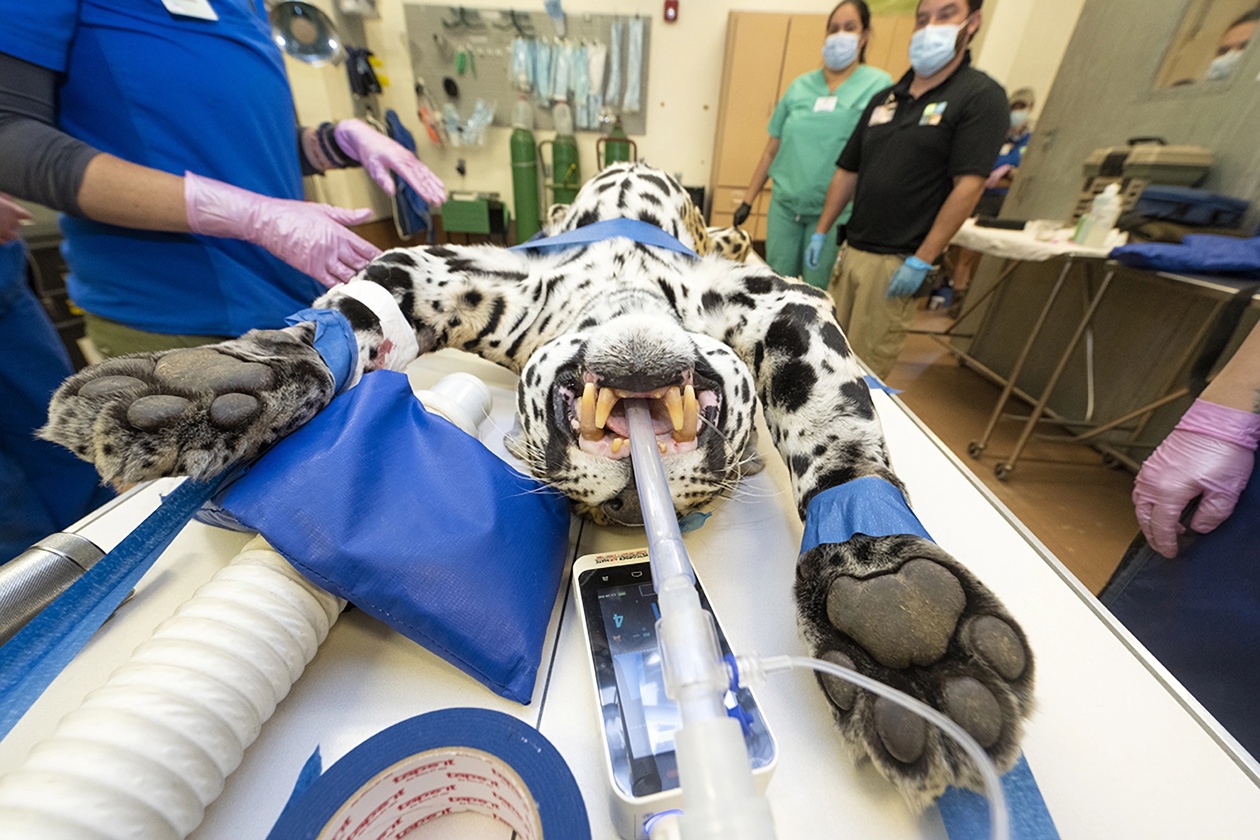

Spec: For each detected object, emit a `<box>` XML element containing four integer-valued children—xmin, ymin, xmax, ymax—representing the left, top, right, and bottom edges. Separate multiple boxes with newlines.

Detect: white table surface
<box><xmin>2</xmin><ymin>348</ymin><xmax>1258</xmax><ymax>839</ymax></box>
<box><xmin>951</xmin><ymin>218</ymin><xmax>1113</xmax><ymax>262</ymax></box>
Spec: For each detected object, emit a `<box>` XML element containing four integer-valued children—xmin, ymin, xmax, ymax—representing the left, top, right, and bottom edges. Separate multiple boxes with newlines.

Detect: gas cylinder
<box><xmin>547</xmin><ymin>102</ymin><xmax>581</xmax><ymax>205</ymax></box>
<box><xmin>510</xmin><ymin>98</ymin><xmax>541</xmax><ymax>242</ymax></box>
<box><xmin>598</xmin><ymin>116</ymin><xmax>636</xmax><ymax>167</ymax></box>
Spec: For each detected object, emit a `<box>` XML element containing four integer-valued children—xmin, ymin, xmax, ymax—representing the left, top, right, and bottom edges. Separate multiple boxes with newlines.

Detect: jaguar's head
<box><xmin>505</xmin><ymin>313</ymin><xmax>763</xmax><ymax>526</ymax></box>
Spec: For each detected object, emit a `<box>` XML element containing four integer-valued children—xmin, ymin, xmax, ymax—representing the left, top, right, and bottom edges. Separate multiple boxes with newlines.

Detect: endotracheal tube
<box><xmin>623</xmin><ymin>398</ymin><xmax>1008</xmax><ymax>840</ymax></box>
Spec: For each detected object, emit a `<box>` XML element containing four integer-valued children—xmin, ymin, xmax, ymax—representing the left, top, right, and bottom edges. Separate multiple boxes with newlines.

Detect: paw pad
<box><xmin>79</xmin><ymin>375</ymin><xmax>149</xmax><ymax>399</ymax></box>
<box><xmin>154</xmin><ymin>349</ymin><xmax>274</xmax><ymax>392</ymax></box>
<box><xmin>818</xmin><ymin>650</ymin><xmax>858</xmax><ymax>710</ymax></box>
<box><xmin>209</xmin><ymin>393</ymin><xmax>261</xmax><ymax>429</ymax></box>
<box><xmin>826</xmin><ymin>558</ymin><xmax>965</xmax><ymax>669</ymax></box>
<box><xmin>941</xmin><ymin>676</ymin><xmax>1002</xmax><ymax>747</ymax></box>
<box><xmin>967</xmin><ymin>616</ymin><xmax>1026</xmax><ymax>680</ymax></box>
<box><xmin>126</xmin><ymin>395</ymin><xmax>191</xmax><ymax>430</ymax></box>
<box><xmin>873</xmin><ymin>696</ymin><xmax>928</xmax><ymax>763</ymax></box>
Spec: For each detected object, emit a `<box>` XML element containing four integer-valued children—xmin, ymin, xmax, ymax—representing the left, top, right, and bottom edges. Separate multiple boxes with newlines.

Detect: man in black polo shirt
<box><xmin>805</xmin><ymin>0</ymin><xmax>1007</xmax><ymax>379</ymax></box>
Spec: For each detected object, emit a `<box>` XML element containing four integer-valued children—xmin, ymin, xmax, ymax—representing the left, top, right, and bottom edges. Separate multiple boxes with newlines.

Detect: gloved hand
<box><xmin>888</xmin><ymin>255</ymin><xmax>932</xmax><ymax>297</ymax></box>
<box><xmin>0</xmin><ymin>192</ymin><xmax>32</xmax><ymax>243</ymax></box>
<box><xmin>333</xmin><ymin>118</ymin><xmax>446</xmax><ymax>206</ymax></box>
<box><xmin>1133</xmin><ymin>398</ymin><xmax>1260</xmax><ymax>558</ymax></box>
<box><xmin>985</xmin><ymin>163</ymin><xmax>1013</xmax><ymax>190</ymax></box>
<box><xmin>732</xmin><ymin>201</ymin><xmax>752</xmax><ymax>227</ymax></box>
<box><xmin>804</xmin><ymin>232</ymin><xmax>826</xmax><ymax>270</ymax></box>
<box><xmin>185</xmin><ymin>172</ymin><xmax>381</xmax><ymax>288</ymax></box>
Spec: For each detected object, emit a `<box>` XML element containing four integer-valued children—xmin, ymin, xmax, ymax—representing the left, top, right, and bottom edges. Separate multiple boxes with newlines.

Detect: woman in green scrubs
<box><xmin>734</xmin><ymin>1</ymin><xmax>892</xmax><ymax>288</ymax></box>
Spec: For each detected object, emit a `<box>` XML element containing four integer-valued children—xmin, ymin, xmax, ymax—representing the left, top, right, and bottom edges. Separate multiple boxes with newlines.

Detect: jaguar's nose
<box><xmin>600</xmin><ymin>482</ymin><xmax>644</xmax><ymax>526</ymax></box>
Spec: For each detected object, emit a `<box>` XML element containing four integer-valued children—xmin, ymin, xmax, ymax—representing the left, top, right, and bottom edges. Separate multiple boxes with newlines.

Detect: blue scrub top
<box><xmin>985</xmin><ymin>127</ymin><xmax>1032</xmax><ymax>199</ymax></box>
<box><xmin>0</xmin><ymin>0</ymin><xmax>326</xmax><ymax>336</ymax></box>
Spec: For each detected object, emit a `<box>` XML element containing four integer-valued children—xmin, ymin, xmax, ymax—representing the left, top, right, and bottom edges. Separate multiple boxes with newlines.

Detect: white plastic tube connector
<box><xmin>624</xmin><ymin>399</ymin><xmax>776</xmax><ymax>840</ymax></box>
<box><xmin>0</xmin><ymin>537</ymin><xmax>345</xmax><ymax>840</ymax></box>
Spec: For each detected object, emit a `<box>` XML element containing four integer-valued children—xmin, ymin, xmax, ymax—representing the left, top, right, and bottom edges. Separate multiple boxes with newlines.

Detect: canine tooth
<box><xmin>663</xmin><ymin>386</ymin><xmax>684</xmax><ymax>430</ymax></box>
<box><xmin>658</xmin><ymin>440</ymin><xmax>667</xmax><ymax>454</ymax></box>
<box><xmin>595</xmin><ymin>387</ymin><xmax>619</xmax><ymax>428</ymax></box>
<box><xmin>579</xmin><ymin>382</ymin><xmax>602</xmax><ymax>440</ymax></box>
<box><xmin>612</xmin><ymin>437</ymin><xmax>624</xmax><ymax>454</ymax></box>
<box><xmin>674</xmin><ymin>384</ymin><xmax>699</xmax><ymax>443</ymax></box>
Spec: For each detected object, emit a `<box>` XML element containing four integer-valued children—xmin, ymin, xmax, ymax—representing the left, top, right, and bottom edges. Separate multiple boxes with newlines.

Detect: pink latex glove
<box><xmin>0</xmin><ymin>192</ymin><xmax>32</xmax><ymax>243</ymax></box>
<box><xmin>984</xmin><ymin>164</ymin><xmax>1013</xmax><ymax>190</ymax></box>
<box><xmin>185</xmin><ymin>172</ymin><xmax>380</xmax><ymax>287</ymax></box>
<box><xmin>333</xmin><ymin>118</ymin><xmax>446</xmax><ymax>206</ymax></box>
<box><xmin>1133</xmin><ymin>399</ymin><xmax>1260</xmax><ymax>558</ymax></box>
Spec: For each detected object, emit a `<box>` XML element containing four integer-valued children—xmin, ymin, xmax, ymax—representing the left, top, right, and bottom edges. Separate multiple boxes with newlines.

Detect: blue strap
<box><xmin>800</xmin><ymin>476</ymin><xmax>930</xmax><ymax>553</ymax></box>
<box><xmin>0</xmin><ymin>475</ymin><xmax>227</xmax><ymax>739</ymax></box>
<box><xmin>863</xmin><ymin>373</ymin><xmax>902</xmax><ymax>395</ymax></box>
<box><xmin>508</xmin><ymin>218</ymin><xmax>700</xmax><ymax>259</ymax></box>
<box><xmin>800</xmin><ymin>477</ymin><xmax>1059</xmax><ymax>838</ymax></box>
<box><xmin>285</xmin><ymin>308</ymin><xmax>357</xmax><ymax>395</ymax></box>
<box><xmin>939</xmin><ymin>754</ymin><xmax>1059</xmax><ymax>840</ymax></box>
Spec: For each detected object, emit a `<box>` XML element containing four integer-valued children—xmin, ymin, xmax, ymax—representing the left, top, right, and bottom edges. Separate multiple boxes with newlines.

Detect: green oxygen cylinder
<box><xmin>601</xmin><ymin>116</ymin><xmax>635</xmax><ymax>167</ymax></box>
<box><xmin>510</xmin><ymin>98</ymin><xmax>541</xmax><ymax>242</ymax></box>
<box><xmin>550</xmin><ymin>102</ymin><xmax>581</xmax><ymax>205</ymax></box>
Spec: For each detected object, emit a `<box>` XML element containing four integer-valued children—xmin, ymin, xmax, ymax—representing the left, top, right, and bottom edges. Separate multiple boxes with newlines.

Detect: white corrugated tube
<box><xmin>0</xmin><ymin>536</ymin><xmax>345</xmax><ymax>840</ymax></box>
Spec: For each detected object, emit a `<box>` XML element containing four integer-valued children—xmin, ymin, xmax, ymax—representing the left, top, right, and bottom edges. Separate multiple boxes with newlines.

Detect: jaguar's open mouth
<box><xmin>564</xmin><ymin>372</ymin><xmax>719</xmax><ymax>460</ymax></box>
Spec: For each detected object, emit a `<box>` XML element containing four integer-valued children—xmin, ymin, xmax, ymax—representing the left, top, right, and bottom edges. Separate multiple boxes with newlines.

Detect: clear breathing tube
<box><xmin>623</xmin><ymin>399</ymin><xmax>1008</xmax><ymax>840</ymax></box>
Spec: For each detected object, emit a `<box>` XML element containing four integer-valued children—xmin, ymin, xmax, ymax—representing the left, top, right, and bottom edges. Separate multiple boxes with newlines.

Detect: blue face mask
<box><xmin>909</xmin><ymin>19</ymin><xmax>967</xmax><ymax>77</ymax></box>
<box><xmin>1206</xmin><ymin>49</ymin><xmax>1243</xmax><ymax>81</ymax></box>
<box><xmin>823</xmin><ymin>32</ymin><xmax>860</xmax><ymax>72</ymax></box>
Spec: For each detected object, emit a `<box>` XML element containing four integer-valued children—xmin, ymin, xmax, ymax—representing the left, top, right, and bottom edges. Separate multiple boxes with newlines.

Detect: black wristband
<box><xmin>317</xmin><ymin>122</ymin><xmax>357</xmax><ymax>169</ymax></box>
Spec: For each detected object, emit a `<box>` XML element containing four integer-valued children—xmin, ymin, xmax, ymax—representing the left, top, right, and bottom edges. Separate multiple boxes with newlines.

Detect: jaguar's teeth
<box><xmin>579</xmin><ymin>382</ymin><xmax>602</xmax><ymax>440</ymax></box>
<box><xmin>674</xmin><ymin>384</ymin><xmax>699</xmax><ymax>443</ymax></box>
<box><xmin>595</xmin><ymin>387</ymin><xmax>619</xmax><ymax>429</ymax></box>
<box><xmin>663</xmin><ymin>386</ymin><xmax>684</xmax><ymax>431</ymax></box>
<box><xmin>658</xmin><ymin>439</ymin><xmax>667</xmax><ymax>454</ymax></box>
<box><xmin>611</xmin><ymin>437</ymin><xmax>625</xmax><ymax>454</ymax></box>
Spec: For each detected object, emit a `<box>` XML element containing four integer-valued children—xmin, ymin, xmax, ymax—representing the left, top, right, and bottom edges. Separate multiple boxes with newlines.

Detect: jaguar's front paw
<box><xmin>41</xmin><ymin>330</ymin><xmax>335</xmax><ymax>487</ymax></box>
<box><xmin>795</xmin><ymin>534</ymin><xmax>1034</xmax><ymax>808</ymax></box>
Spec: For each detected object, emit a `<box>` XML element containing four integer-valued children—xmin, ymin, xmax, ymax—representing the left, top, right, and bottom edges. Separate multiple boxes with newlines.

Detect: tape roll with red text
<box><xmin>268</xmin><ymin>708</ymin><xmax>589</xmax><ymax>840</ymax></box>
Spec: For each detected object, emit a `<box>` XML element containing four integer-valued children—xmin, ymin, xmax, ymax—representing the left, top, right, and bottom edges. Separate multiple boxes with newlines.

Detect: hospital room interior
<box><xmin>2</xmin><ymin>1</ymin><xmax>1259</xmax><ymax>838</ymax></box>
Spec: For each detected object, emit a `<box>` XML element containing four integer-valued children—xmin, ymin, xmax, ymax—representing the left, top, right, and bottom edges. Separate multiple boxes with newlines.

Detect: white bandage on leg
<box><xmin>335</xmin><ymin>280</ymin><xmax>421</xmax><ymax>380</ymax></box>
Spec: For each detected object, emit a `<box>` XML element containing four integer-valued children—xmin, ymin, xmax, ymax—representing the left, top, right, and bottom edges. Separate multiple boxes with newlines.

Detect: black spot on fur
<box><xmin>426</xmin><ymin>246</ymin><xmax>457</xmax><ymax>259</ymax></box>
<box><xmin>701</xmin><ymin>290</ymin><xmax>723</xmax><ymax>312</ymax></box>
<box><xmin>575</xmin><ymin>209</ymin><xmax>600</xmax><ymax>229</ymax></box>
<box><xmin>462</xmin><ymin>289</ymin><xmax>483</xmax><ymax>308</ymax></box>
<box><xmin>744</xmin><ymin>274</ymin><xmax>776</xmax><ymax>295</ymax></box>
<box><xmin>336</xmin><ymin>297</ymin><xmax>379</xmax><ymax>332</ymax></box>
<box><xmin>765</xmin><ymin>309</ymin><xmax>813</xmax><ymax>358</ymax></box>
<box><xmin>770</xmin><ymin>359</ymin><xmax>816</xmax><ymax>412</ymax></box>
<box><xmin>375</xmin><ymin>251</ymin><xmax>419</xmax><ymax>268</ymax></box>
<box><xmin>789</xmin><ymin>452</ymin><xmax>811</xmax><ymax>477</ymax></box>
<box><xmin>840</xmin><ymin>380</ymin><xmax>875</xmax><ymax>420</ymax></box>
<box><xmin>820</xmin><ymin>322</ymin><xmax>851</xmax><ymax>357</ymax></box>
<box><xmin>658</xmin><ymin>280</ymin><xmax>678</xmax><ymax>309</ymax></box>
<box><xmin>639</xmin><ymin>172</ymin><xmax>674</xmax><ymax>195</ymax></box>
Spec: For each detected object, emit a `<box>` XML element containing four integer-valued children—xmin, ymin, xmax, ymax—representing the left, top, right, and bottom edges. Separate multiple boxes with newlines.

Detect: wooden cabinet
<box><xmin>708</xmin><ymin>11</ymin><xmax>911</xmax><ymax>239</ymax></box>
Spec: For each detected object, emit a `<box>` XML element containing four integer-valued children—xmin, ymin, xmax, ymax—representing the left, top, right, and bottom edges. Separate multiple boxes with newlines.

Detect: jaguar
<box><xmin>42</xmin><ymin>162</ymin><xmax>1033</xmax><ymax>807</ymax></box>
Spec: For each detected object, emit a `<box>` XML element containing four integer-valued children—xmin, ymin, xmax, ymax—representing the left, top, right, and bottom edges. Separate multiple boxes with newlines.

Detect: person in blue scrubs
<box><xmin>1102</xmin><ymin>320</ymin><xmax>1260</xmax><ymax>757</ymax></box>
<box><xmin>0</xmin><ymin>194</ymin><xmax>113</xmax><ymax>562</ymax></box>
<box><xmin>733</xmin><ymin>1</ymin><xmax>892</xmax><ymax>289</ymax></box>
<box><xmin>0</xmin><ymin>0</ymin><xmax>443</xmax><ymax>357</ymax></box>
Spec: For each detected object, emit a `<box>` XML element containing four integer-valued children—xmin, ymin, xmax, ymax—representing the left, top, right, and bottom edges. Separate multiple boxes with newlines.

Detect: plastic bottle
<box><xmin>1075</xmin><ymin>184</ymin><xmax>1122</xmax><ymax>248</ymax></box>
<box><xmin>412</xmin><ymin>372</ymin><xmax>493</xmax><ymax>437</ymax></box>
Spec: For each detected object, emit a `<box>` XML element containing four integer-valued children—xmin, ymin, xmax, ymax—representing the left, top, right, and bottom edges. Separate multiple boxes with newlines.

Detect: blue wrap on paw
<box><xmin>285</xmin><ymin>308</ymin><xmax>358</xmax><ymax>394</ymax></box>
<box><xmin>800</xmin><ymin>476</ymin><xmax>930</xmax><ymax>553</ymax></box>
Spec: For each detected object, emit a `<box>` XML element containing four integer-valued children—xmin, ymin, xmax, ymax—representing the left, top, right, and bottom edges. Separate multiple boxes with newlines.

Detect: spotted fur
<box><xmin>43</xmin><ymin>163</ymin><xmax>1032</xmax><ymax>807</ymax></box>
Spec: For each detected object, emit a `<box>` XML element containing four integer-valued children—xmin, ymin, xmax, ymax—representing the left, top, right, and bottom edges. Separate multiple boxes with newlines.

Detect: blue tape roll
<box><xmin>268</xmin><ymin>708</ymin><xmax>589</xmax><ymax>840</ymax></box>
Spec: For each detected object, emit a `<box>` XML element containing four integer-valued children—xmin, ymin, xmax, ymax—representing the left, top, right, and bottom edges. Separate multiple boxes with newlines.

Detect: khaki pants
<box><xmin>84</xmin><ymin>312</ymin><xmax>230</xmax><ymax>359</ymax></box>
<box><xmin>827</xmin><ymin>245</ymin><xmax>917</xmax><ymax>380</ymax></box>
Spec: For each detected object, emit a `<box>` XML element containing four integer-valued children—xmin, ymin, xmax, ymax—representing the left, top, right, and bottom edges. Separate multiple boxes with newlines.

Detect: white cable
<box><xmin>736</xmin><ymin>654</ymin><xmax>1009</xmax><ymax>840</ymax></box>
<box><xmin>0</xmin><ymin>537</ymin><xmax>345</xmax><ymax>840</ymax></box>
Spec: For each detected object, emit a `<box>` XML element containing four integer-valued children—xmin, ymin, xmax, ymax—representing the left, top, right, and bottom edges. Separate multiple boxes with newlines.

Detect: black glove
<box><xmin>732</xmin><ymin>202</ymin><xmax>752</xmax><ymax>227</ymax></box>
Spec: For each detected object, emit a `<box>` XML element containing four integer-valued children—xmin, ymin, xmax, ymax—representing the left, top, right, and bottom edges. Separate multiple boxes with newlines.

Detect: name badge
<box><xmin>814</xmin><ymin>96</ymin><xmax>838</xmax><ymax>113</ymax></box>
<box><xmin>919</xmin><ymin>101</ymin><xmax>947</xmax><ymax>126</ymax></box>
<box><xmin>162</xmin><ymin>0</ymin><xmax>219</xmax><ymax>21</ymax></box>
<box><xmin>868</xmin><ymin>104</ymin><xmax>895</xmax><ymax>126</ymax></box>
